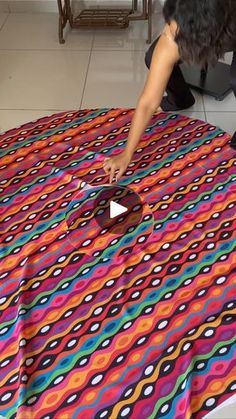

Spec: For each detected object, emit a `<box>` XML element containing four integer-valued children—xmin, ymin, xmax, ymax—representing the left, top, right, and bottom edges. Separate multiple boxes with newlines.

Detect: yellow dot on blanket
<box><xmin>111</xmin><ymin>373</ymin><xmax>120</xmax><ymax>382</ymax></box>
<box><xmin>132</xmin><ymin>353</ymin><xmax>141</xmax><ymax>362</ymax></box>
<box><xmin>86</xmin><ymin>391</ymin><xmax>96</xmax><ymax>402</ymax></box>
<box><xmin>213</xmin><ymin>289</ymin><xmax>221</xmax><ymax>296</ymax></box>
<box><xmin>154</xmin><ymin>335</ymin><xmax>163</xmax><ymax>344</ymax></box>
<box><xmin>210</xmin><ymin>381</ymin><xmax>223</xmax><ymax>391</ymax></box>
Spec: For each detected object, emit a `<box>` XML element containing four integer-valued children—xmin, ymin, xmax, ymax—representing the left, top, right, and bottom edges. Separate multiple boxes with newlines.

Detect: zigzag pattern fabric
<box><xmin>0</xmin><ymin>109</ymin><xmax>236</xmax><ymax>419</ymax></box>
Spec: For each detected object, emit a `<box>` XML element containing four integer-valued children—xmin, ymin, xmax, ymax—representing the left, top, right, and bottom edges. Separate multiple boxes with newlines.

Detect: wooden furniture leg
<box><xmin>129</xmin><ymin>0</ymin><xmax>153</xmax><ymax>43</ymax></box>
<box><xmin>57</xmin><ymin>0</ymin><xmax>68</xmax><ymax>44</ymax></box>
<box><xmin>133</xmin><ymin>0</ymin><xmax>138</xmax><ymax>11</ymax></box>
<box><xmin>65</xmin><ymin>0</ymin><xmax>74</xmax><ymax>27</ymax></box>
<box><xmin>147</xmin><ymin>0</ymin><xmax>152</xmax><ymax>43</ymax></box>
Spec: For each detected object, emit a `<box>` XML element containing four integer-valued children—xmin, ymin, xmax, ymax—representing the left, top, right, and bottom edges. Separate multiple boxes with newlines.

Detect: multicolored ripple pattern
<box><xmin>0</xmin><ymin>109</ymin><xmax>236</xmax><ymax>419</ymax></box>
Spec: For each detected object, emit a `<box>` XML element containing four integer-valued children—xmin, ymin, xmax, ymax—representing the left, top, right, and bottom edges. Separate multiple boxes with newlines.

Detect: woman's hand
<box><xmin>103</xmin><ymin>151</ymin><xmax>132</xmax><ymax>183</ymax></box>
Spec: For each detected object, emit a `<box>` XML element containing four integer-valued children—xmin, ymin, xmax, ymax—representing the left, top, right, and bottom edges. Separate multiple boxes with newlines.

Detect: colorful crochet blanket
<box><xmin>0</xmin><ymin>109</ymin><xmax>235</xmax><ymax>419</ymax></box>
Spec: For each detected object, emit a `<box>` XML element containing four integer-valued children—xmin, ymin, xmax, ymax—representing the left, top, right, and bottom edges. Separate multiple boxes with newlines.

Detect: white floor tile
<box><xmin>204</xmin><ymin>92</ymin><xmax>236</xmax><ymax>112</ymax></box>
<box><xmin>161</xmin><ymin>90</ymin><xmax>204</xmax><ymax>112</ymax></box>
<box><xmin>0</xmin><ymin>109</ymin><xmax>57</xmax><ymax>133</ymax></box>
<box><xmin>93</xmin><ymin>16</ymin><xmax>164</xmax><ymax>51</ymax></box>
<box><xmin>0</xmin><ymin>3</ymin><xmax>9</xmax><ymax>13</ymax></box>
<box><xmin>204</xmin><ymin>396</ymin><xmax>236</xmax><ymax>419</ymax></box>
<box><xmin>186</xmin><ymin>90</ymin><xmax>205</xmax><ymax>111</ymax></box>
<box><xmin>206</xmin><ymin>112</ymin><xmax>236</xmax><ymax>136</ymax></box>
<box><xmin>219</xmin><ymin>52</ymin><xmax>234</xmax><ymax>65</ymax></box>
<box><xmin>8</xmin><ymin>0</ymin><xmax>58</xmax><ymax>13</ymax></box>
<box><xmin>0</xmin><ymin>12</ymin><xmax>8</xmax><ymax>29</ymax></box>
<box><xmin>0</xmin><ymin>50</ymin><xmax>90</xmax><ymax>109</ymax></box>
<box><xmin>81</xmin><ymin>50</ymin><xmax>148</xmax><ymax>108</ymax></box>
<box><xmin>0</xmin><ymin>13</ymin><xmax>94</xmax><ymax>50</ymax></box>
<box><xmin>177</xmin><ymin>111</ymin><xmax>206</xmax><ymax>122</ymax></box>
<box><xmin>82</xmin><ymin>49</ymin><xmax>205</xmax><ymax>110</ymax></box>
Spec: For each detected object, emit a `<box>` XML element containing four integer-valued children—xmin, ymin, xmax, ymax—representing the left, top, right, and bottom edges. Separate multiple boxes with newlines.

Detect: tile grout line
<box><xmin>204</xmin><ymin>110</ymin><xmax>236</xmax><ymax>113</ymax></box>
<box><xmin>79</xmin><ymin>30</ymin><xmax>95</xmax><ymax>110</ymax></box>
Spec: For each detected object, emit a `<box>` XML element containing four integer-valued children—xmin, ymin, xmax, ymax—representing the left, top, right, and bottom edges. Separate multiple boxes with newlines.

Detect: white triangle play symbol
<box><xmin>110</xmin><ymin>200</ymin><xmax>128</xmax><ymax>219</ymax></box>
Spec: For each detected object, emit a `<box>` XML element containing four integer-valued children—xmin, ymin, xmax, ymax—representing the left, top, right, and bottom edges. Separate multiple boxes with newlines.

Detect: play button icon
<box><xmin>110</xmin><ymin>201</ymin><xmax>128</xmax><ymax>219</ymax></box>
<box><xmin>94</xmin><ymin>185</ymin><xmax>145</xmax><ymax>235</ymax></box>
<box><xmin>66</xmin><ymin>183</ymin><xmax>154</xmax><ymax>259</ymax></box>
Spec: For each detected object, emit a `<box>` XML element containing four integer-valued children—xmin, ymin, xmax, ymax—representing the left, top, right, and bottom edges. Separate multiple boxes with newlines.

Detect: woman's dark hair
<box><xmin>163</xmin><ymin>0</ymin><xmax>236</xmax><ymax>66</ymax></box>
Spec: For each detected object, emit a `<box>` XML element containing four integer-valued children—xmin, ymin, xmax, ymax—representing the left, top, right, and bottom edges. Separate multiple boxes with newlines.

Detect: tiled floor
<box><xmin>0</xmin><ymin>12</ymin><xmax>235</xmax><ymax>135</ymax></box>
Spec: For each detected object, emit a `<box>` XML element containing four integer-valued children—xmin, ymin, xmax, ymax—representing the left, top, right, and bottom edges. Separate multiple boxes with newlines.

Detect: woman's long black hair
<box><xmin>163</xmin><ymin>0</ymin><xmax>236</xmax><ymax>66</ymax></box>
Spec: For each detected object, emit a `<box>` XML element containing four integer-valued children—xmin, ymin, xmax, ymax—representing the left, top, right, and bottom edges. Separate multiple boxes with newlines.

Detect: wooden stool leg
<box><xmin>57</xmin><ymin>0</ymin><xmax>67</xmax><ymax>43</ymax></box>
<box><xmin>58</xmin><ymin>16</ymin><xmax>65</xmax><ymax>44</ymax></box>
<box><xmin>133</xmin><ymin>0</ymin><xmax>138</xmax><ymax>11</ymax></box>
<box><xmin>147</xmin><ymin>0</ymin><xmax>152</xmax><ymax>44</ymax></box>
<box><xmin>143</xmin><ymin>0</ymin><xmax>148</xmax><ymax>18</ymax></box>
<box><xmin>65</xmin><ymin>0</ymin><xmax>74</xmax><ymax>28</ymax></box>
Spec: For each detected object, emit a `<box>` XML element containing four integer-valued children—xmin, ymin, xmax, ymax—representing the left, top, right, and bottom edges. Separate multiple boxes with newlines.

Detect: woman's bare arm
<box><xmin>103</xmin><ymin>24</ymin><xmax>180</xmax><ymax>183</ymax></box>
<box><xmin>125</xmin><ymin>26</ymin><xmax>180</xmax><ymax>157</ymax></box>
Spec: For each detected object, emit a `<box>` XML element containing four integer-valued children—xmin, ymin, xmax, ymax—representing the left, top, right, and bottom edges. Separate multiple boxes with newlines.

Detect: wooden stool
<box><xmin>57</xmin><ymin>0</ymin><xmax>153</xmax><ymax>45</ymax></box>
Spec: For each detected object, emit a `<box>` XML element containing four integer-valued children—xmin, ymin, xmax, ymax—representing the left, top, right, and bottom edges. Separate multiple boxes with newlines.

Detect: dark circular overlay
<box><xmin>94</xmin><ymin>185</ymin><xmax>143</xmax><ymax>234</ymax></box>
<box><xmin>66</xmin><ymin>184</ymin><xmax>154</xmax><ymax>259</ymax></box>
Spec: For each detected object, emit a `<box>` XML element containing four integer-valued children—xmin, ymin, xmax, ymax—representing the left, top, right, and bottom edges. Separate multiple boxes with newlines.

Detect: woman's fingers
<box><xmin>103</xmin><ymin>158</ymin><xmax>116</xmax><ymax>183</ymax></box>
<box><xmin>103</xmin><ymin>159</ymin><xmax>111</xmax><ymax>174</ymax></box>
<box><xmin>109</xmin><ymin>165</ymin><xmax>116</xmax><ymax>184</ymax></box>
<box><xmin>116</xmin><ymin>167</ymin><xmax>124</xmax><ymax>182</ymax></box>
<box><xmin>103</xmin><ymin>166</ymin><xmax>109</xmax><ymax>175</ymax></box>
<box><xmin>103</xmin><ymin>156</ymin><xmax>125</xmax><ymax>183</ymax></box>
<box><xmin>103</xmin><ymin>159</ymin><xmax>116</xmax><ymax>183</ymax></box>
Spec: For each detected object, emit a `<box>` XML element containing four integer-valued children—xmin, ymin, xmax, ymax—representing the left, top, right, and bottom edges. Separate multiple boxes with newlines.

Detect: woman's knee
<box><xmin>230</xmin><ymin>52</ymin><xmax>236</xmax><ymax>95</ymax></box>
<box><xmin>231</xmin><ymin>72</ymin><xmax>236</xmax><ymax>95</ymax></box>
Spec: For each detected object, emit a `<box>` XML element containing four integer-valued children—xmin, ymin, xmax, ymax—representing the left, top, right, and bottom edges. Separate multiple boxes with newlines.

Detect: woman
<box><xmin>103</xmin><ymin>0</ymin><xmax>236</xmax><ymax>183</ymax></box>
